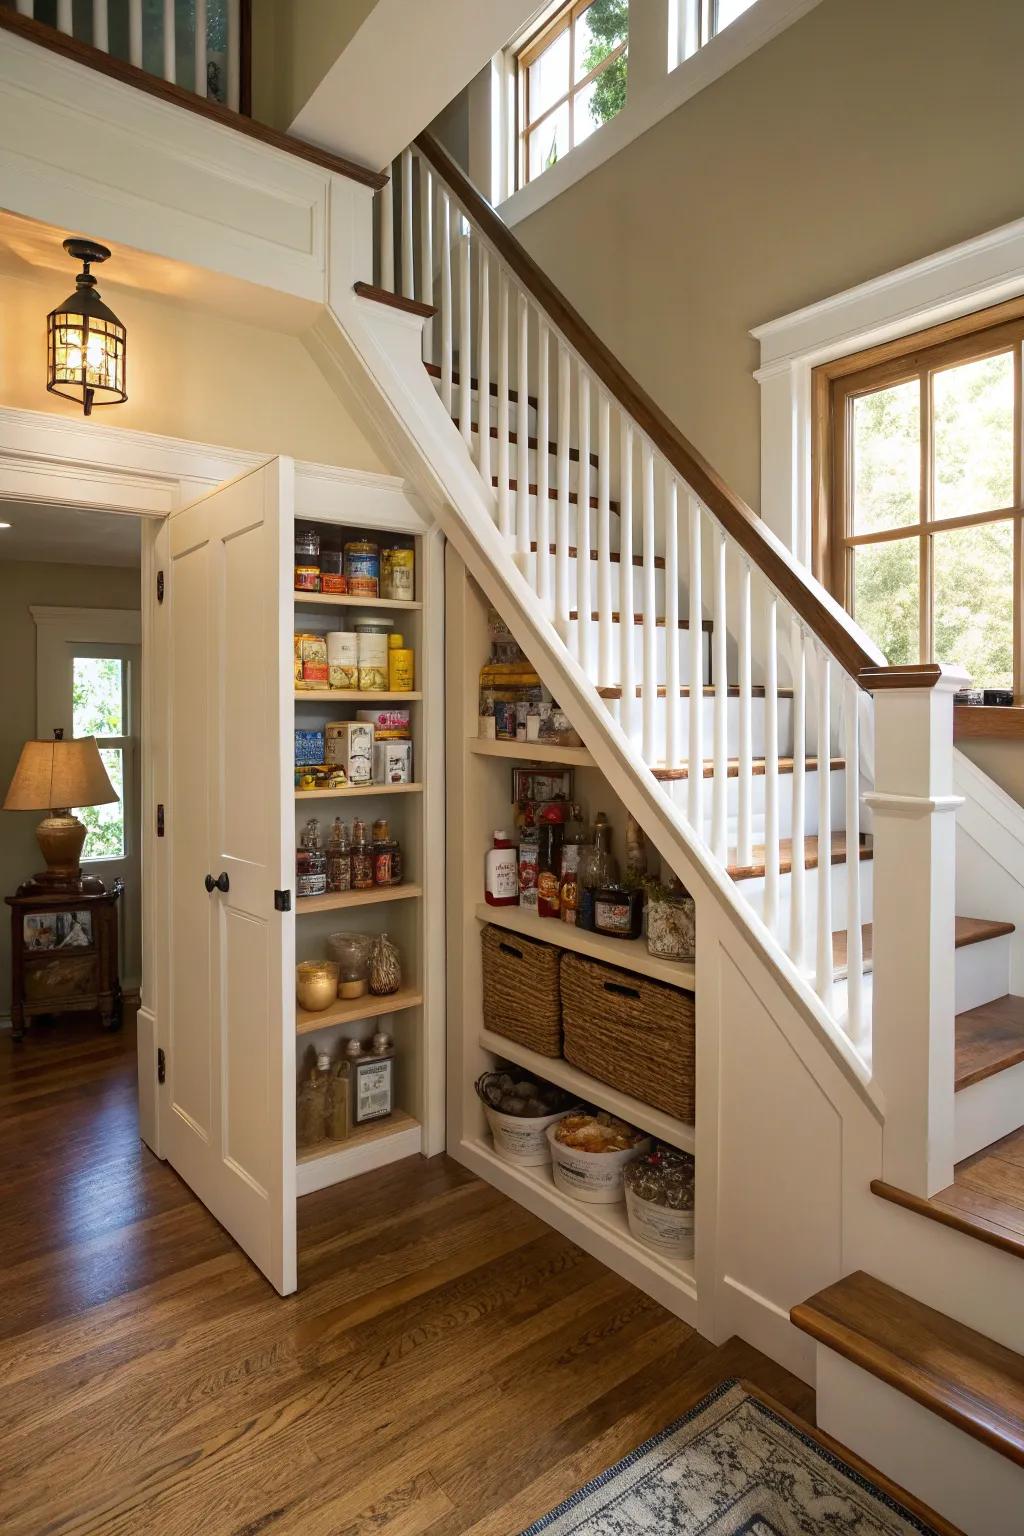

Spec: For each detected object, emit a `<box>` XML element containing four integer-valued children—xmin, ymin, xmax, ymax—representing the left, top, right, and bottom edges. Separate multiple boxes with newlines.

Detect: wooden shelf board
<box><xmin>297</xmin><ymin>988</ymin><xmax>423</xmax><ymax>1036</ymax></box>
<box><xmin>298</xmin><ymin>884</ymin><xmax>422</xmax><ymax>914</ymax></box>
<box><xmin>294</xmin><ymin>593</ymin><xmax>423</xmax><ymax>611</ymax></box>
<box><xmin>294</xmin><ymin>691</ymin><xmax>422</xmax><ymax>704</ymax></box>
<box><xmin>294</xmin><ymin>783</ymin><xmax>423</xmax><ymax>800</ymax></box>
<box><xmin>474</xmin><ymin>904</ymin><xmax>696</xmax><ymax>990</ymax></box>
<box><xmin>462</xmin><ymin>1136</ymin><xmax>696</xmax><ymax>1303</ymax></box>
<box><xmin>468</xmin><ymin>737</ymin><xmax>595</xmax><ymax>768</ymax></box>
<box><xmin>297</xmin><ymin>1108</ymin><xmax>420</xmax><ymax>1164</ymax></box>
<box><xmin>478</xmin><ymin>1029</ymin><xmax>695</xmax><ymax>1153</ymax></box>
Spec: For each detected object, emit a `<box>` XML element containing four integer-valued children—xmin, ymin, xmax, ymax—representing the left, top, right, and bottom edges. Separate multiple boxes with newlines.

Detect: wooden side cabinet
<box><xmin>5</xmin><ymin>883</ymin><xmax>123</xmax><ymax>1041</ymax></box>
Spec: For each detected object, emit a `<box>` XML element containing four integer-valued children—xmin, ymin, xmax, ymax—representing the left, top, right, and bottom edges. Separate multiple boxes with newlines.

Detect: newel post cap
<box><xmin>857</xmin><ymin>662</ymin><xmax>971</xmax><ymax>696</ymax></box>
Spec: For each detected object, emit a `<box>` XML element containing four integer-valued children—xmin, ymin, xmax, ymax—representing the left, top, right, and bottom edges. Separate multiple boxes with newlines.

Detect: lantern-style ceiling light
<box><xmin>47</xmin><ymin>238</ymin><xmax>126</xmax><ymax>417</ymax></box>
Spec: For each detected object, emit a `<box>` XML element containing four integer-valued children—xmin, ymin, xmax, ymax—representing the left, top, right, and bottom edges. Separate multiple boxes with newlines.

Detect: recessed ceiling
<box><xmin>0</xmin><ymin>502</ymin><xmax>141</xmax><ymax>568</ymax></box>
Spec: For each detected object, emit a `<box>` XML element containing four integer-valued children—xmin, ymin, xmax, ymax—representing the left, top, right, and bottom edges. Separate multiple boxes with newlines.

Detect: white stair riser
<box><xmin>660</xmin><ymin>766</ymin><xmax>847</xmax><ymax>844</ymax></box>
<box><xmin>955</xmin><ymin>933</ymin><xmax>1011</xmax><ymax>1014</ymax></box>
<box><xmin>954</xmin><ymin>1056</ymin><xmax>1024</xmax><ymax>1161</ymax></box>
<box><xmin>567</xmin><ymin>618</ymin><xmax>711</xmax><ymax>689</ymax></box>
<box><xmin>739</xmin><ymin>858</ymin><xmax>874</xmax><ymax>969</ymax></box>
<box><xmin>499</xmin><ymin>495</ymin><xmax>622</xmax><ymax>556</ymax></box>
<box><xmin>606</xmin><ymin>696</ymin><xmax>797</xmax><ymax>763</ymax></box>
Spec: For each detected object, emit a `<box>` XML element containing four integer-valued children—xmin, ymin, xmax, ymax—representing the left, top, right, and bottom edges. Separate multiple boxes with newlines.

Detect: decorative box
<box><xmin>325</xmin><ymin>720</ymin><xmax>374</xmax><ymax>785</ymax></box>
<box><xmin>373</xmin><ymin>740</ymin><xmax>413</xmax><ymax>784</ymax></box>
<box><xmin>356</xmin><ymin>707</ymin><xmax>411</xmax><ymax>739</ymax></box>
<box><xmin>294</xmin><ymin>729</ymin><xmax>325</xmax><ymax>767</ymax></box>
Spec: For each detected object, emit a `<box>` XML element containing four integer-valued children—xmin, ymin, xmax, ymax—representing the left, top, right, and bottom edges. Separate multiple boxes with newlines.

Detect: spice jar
<box><xmin>296</xmin><ymin>819</ymin><xmax>327</xmax><ymax>899</ymax></box>
<box><xmin>294</xmin><ymin>526</ymin><xmax>320</xmax><ymax>592</ymax></box>
<box><xmin>344</xmin><ymin>539</ymin><xmax>380</xmax><ymax>597</ymax></box>
<box><xmin>350</xmin><ymin>819</ymin><xmax>375</xmax><ymax>890</ymax></box>
<box><xmin>371</xmin><ymin>818</ymin><xmax>402</xmax><ymax>886</ymax></box>
<box><xmin>295</xmin><ymin>960</ymin><xmax>339</xmax><ymax>1012</ymax></box>
<box><xmin>354</xmin><ymin>617</ymin><xmax>393</xmax><ymax>692</ymax></box>
<box><xmin>327</xmin><ymin>931</ymin><xmax>373</xmax><ymax>998</ymax></box>
<box><xmin>326</xmin><ymin>818</ymin><xmax>351</xmax><ymax>894</ymax></box>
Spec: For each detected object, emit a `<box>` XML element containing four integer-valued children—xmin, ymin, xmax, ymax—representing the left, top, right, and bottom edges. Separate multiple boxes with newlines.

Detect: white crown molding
<box><xmin>30</xmin><ymin>604</ymin><xmax>142</xmax><ymax>643</ymax></box>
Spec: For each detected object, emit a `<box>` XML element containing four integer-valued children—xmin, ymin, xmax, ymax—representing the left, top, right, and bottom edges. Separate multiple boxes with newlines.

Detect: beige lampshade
<box><xmin>3</xmin><ymin>737</ymin><xmax>118</xmax><ymax>811</ymax></box>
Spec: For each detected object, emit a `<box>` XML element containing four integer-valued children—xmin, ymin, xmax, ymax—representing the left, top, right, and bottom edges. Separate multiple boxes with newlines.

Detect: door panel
<box><xmin>165</xmin><ymin>458</ymin><xmax>295</xmax><ymax>1295</ymax></box>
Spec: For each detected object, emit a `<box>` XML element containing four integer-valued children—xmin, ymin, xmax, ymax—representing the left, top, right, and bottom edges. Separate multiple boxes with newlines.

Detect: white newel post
<box><xmin>863</xmin><ymin>663</ymin><xmax>968</xmax><ymax>1198</ymax></box>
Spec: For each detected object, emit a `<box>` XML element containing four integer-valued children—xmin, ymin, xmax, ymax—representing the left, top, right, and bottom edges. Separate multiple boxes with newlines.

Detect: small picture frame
<box><xmin>510</xmin><ymin>767</ymin><xmax>574</xmax><ymax>808</ymax></box>
<box><xmin>23</xmin><ymin>909</ymin><xmax>93</xmax><ymax>952</ymax></box>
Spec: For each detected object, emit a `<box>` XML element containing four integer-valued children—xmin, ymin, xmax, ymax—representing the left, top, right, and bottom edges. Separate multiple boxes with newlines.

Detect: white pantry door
<box><xmin>165</xmin><ymin>458</ymin><xmax>296</xmax><ymax>1295</ymax></box>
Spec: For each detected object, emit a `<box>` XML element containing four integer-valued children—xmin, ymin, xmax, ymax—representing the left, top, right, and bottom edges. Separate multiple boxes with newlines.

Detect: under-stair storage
<box><xmin>290</xmin><ymin>500</ymin><xmax>444</xmax><ymax>1196</ymax></box>
<box><xmin>446</xmin><ymin>553</ymin><xmax>699</xmax><ymax>1323</ymax></box>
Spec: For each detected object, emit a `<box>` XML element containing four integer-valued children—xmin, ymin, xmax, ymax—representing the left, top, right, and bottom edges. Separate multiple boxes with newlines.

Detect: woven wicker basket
<box><xmin>560</xmin><ymin>952</ymin><xmax>695</xmax><ymax>1121</ymax></box>
<box><xmin>481</xmin><ymin>923</ymin><xmax>562</xmax><ymax>1057</ymax></box>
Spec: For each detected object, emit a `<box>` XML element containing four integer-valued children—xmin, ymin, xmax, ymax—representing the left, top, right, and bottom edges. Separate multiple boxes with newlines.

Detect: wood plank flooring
<box><xmin>0</xmin><ymin>1014</ymin><xmax>813</xmax><ymax>1536</ymax></box>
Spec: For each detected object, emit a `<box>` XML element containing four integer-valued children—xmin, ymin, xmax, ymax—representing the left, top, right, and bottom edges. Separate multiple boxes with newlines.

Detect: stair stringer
<box><xmin>307</xmin><ymin>263</ymin><xmax>909</xmax><ymax>1383</ymax></box>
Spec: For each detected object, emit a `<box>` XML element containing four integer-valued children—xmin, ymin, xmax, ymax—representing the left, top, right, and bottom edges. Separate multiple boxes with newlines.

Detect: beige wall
<box><xmin>251</xmin><ymin>0</ymin><xmax>379</xmax><ymax>132</ymax></box>
<box><xmin>0</xmin><ymin>561</ymin><xmax>141</xmax><ymax>1014</ymax></box>
<box><xmin>0</xmin><ymin>270</ymin><xmax>386</xmax><ymax>474</ymax></box>
<box><xmin>506</xmin><ymin>0</ymin><xmax>1024</xmax><ymax>515</ymax></box>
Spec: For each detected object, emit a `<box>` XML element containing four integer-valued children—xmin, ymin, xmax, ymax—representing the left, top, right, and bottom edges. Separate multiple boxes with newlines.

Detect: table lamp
<box><xmin>3</xmin><ymin>731</ymin><xmax>119</xmax><ymax>896</ymax></box>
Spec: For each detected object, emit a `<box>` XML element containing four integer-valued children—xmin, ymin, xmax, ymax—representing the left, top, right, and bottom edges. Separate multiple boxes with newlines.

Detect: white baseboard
<box><xmin>296</xmin><ymin>1124</ymin><xmax>423</xmax><ymax>1196</ymax></box>
<box><xmin>718</xmin><ymin>1273</ymin><xmax>815</xmax><ymax>1385</ymax></box>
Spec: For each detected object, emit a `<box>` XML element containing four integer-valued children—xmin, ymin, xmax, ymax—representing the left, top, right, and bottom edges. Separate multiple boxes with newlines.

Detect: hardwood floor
<box><xmin>0</xmin><ymin>1015</ymin><xmax>814</xmax><ymax>1535</ymax></box>
<box><xmin>873</xmin><ymin>1126</ymin><xmax>1024</xmax><ymax>1260</ymax></box>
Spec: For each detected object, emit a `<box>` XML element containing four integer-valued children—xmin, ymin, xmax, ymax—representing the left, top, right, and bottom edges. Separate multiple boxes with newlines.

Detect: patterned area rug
<box><xmin>519</xmin><ymin>1381</ymin><xmax>945</xmax><ymax>1535</ymax></box>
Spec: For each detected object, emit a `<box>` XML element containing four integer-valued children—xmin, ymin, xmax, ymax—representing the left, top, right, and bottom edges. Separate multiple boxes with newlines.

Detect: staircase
<box><xmin>352</xmin><ymin>135</ymin><xmax>1024</xmax><ymax>1531</ymax></box>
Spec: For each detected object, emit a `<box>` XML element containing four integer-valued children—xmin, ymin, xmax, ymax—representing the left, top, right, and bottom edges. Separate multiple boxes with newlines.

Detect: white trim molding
<box><xmin>753</xmin><ymin>214</ymin><xmax>1024</xmax><ymax>561</ymax></box>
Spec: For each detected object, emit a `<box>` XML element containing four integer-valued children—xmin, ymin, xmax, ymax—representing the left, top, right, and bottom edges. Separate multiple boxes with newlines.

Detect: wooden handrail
<box><xmin>415</xmin><ymin>131</ymin><xmax>880</xmax><ymax>683</ymax></box>
<box><xmin>0</xmin><ymin>8</ymin><xmax>387</xmax><ymax>190</ymax></box>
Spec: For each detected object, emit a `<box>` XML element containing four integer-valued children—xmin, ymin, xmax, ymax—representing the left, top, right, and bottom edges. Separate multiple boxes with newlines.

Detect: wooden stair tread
<box><xmin>728</xmin><ymin>833</ymin><xmax>871</xmax><ymax>883</ymax></box>
<box><xmin>570</xmin><ymin>610</ymin><xmax>712</xmax><ymax>631</ymax></box>
<box><xmin>425</xmin><ymin>360</ymin><xmax>538</xmax><ymax>410</ymax></box>
<box><xmin>599</xmin><ymin>683</ymin><xmax>796</xmax><ymax>700</ymax></box>
<box><xmin>470</xmin><ymin>421</ymin><xmax>601</xmax><ymax>471</ymax></box>
<box><xmin>791</xmin><ymin>1269</ymin><xmax>1024</xmax><ymax>1468</ymax></box>
<box><xmin>495</xmin><ymin>477</ymin><xmax>620</xmax><ymax>514</ymax></box>
<box><xmin>955</xmin><ymin>995</ymin><xmax>1024</xmax><ymax>1090</ymax></box>
<box><xmin>873</xmin><ymin>1125</ymin><xmax>1024</xmax><ymax>1262</ymax></box>
<box><xmin>653</xmin><ymin>756</ymin><xmax>843</xmax><ymax>783</ymax></box>
<box><xmin>833</xmin><ymin>916</ymin><xmax>1016</xmax><ymax>972</ymax></box>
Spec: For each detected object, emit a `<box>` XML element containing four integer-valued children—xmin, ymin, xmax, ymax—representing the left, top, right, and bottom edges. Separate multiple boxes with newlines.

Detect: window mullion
<box><xmin>919</xmin><ymin>372</ymin><xmax>932</xmax><ymax>665</ymax></box>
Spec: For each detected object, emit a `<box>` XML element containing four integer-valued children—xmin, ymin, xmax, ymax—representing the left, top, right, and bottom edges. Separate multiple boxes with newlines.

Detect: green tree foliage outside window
<box><xmin>582</xmin><ymin>0</ymin><xmax>629</xmax><ymax>128</ymax></box>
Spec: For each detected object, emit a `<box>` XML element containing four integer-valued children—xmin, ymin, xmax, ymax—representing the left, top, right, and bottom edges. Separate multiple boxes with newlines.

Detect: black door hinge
<box><xmin>156</xmin><ymin>570</ymin><xmax>165</xmax><ymax>603</ymax></box>
<box><xmin>157</xmin><ymin>1048</ymin><xmax>166</xmax><ymax>1085</ymax></box>
<box><xmin>156</xmin><ymin>803</ymin><xmax>165</xmax><ymax>837</ymax></box>
<box><xmin>274</xmin><ymin>889</ymin><xmax>292</xmax><ymax>912</ymax></box>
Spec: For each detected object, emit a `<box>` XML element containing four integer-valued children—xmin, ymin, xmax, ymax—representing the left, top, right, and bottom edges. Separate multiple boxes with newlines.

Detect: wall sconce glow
<box><xmin>47</xmin><ymin>239</ymin><xmax>127</xmax><ymax>417</ymax></box>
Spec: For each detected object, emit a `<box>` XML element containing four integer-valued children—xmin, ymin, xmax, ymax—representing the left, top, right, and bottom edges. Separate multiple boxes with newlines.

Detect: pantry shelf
<box><xmin>294</xmin><ymin>691</ymin><xmax>423</xmax><ymax>704</ymax></box>
<box><xmin>298</xmin><ymin>883</ymin><xmax>423</xmax><ymax>914</ymax></box>
<box><xmin>297</xmin><ymin>988</ymin><xmax>423</xmax><ymax>1036</ymax></box>
<box><xmin>294</xmin><ymin>593</ymin><xmax>423</xmax><ymax>612</ymax></box>
<box><xmin>473</xmin><ymin>904</ymin><xmax>696</xmax><ymax>990</ymax></box>
<box><xmin>478</xmin><ymin>1029</ymin><xmax>695</xmax><ymax>1154</ymax></box>
<box><xmin>294</xmin><ymin>783</ymin><xmax>423</xmax><ymax>800</ymax></box>
<box><xmin>460</xmin><ymin>1137</ymin><xmax>697</xmax><ymax>1321</ymax></box>
<box><xmin>468</xmin><ymin>738</ymin><xmax>595</xmax><ymax>768</ymax></box>
<box><xmin>296</xmin><ymin>1110</ymin><xmax>422</xmax><ymax>1196</ymax></box>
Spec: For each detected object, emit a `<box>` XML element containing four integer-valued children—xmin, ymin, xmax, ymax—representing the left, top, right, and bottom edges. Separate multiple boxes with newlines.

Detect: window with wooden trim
<box><xmin>517</xmin><ymin>0</ymin><xmax>629</xmax><ymax>187</ymax></box>
<box><xmin>813</xmin><ymin>302</ymin><xmax>1024</xmax><ymax>694</ymax></box>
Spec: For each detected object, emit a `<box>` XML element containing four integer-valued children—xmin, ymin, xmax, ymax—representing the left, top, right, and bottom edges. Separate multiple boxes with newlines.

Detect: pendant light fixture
<box><xmin>46</xmin><ymin>238</ymin><xmax>127</xmax><ymax>417</ymax></box>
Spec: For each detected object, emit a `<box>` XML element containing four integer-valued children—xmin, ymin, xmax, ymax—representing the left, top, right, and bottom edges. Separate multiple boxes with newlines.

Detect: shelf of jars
<box><xmin>291</xmin><ymin>513</ymin><xmax>438</xmax><ymax>1197</ymax></box>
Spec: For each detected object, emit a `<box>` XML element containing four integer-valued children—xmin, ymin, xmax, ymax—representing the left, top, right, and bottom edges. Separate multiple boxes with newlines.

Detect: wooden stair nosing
<box><xmin>873</xmin><ymin>1124</ymin><xmax>1024</xmax><ymax>1264</ymax></box>
<box><xmin>353</xmin><ymin>281</ymin><xmax>437</xmax><ymax>319</ymax></box>
<box><xmin>871</xmin><ymin>1177</ymin><xmax>1024</xmax><ymax>1263</ymax></box>
<box><xmin>569</xmin><ymin>610</ymin><xmax>712</xmax><ymax>632</ymax></box>
<box><xmin>791</xmin><ymin>1269</ymin><xmax>1024</xmax><ymax>1469</ymax></box>
<box><xmin>653</xmin><ymin>755</ymin><xmax>844</xmax><ymax>783</ymax></box>
<box><xmin>728</xmin><ymin>833</ymin><xmax>872</xmax><ymax>883</ymax></box>
<box><xmin>833</xmin><ymin>915</ymin><xmax>1016</xmax><ymax>973</ymax></box>
<box><xmin>496</xmin><ymin>477</ymin><xmax>620</xmax><ymax>514</ymax></box>
<box><xmin>425</xmin><ymin>359</ymin><xmax>539</xmax><ymax>411</ymax></box>
<box><xmin>599</xmin><ymin>683</ymin><xmax>796</xmax><ymax>700</ymax></box>
<box><xmin>471</xmin><ymin>420</ymin><xmax>601</xmax><ymax>471</ymax></box>
<box><xmin>955</xmin><ymin>994</ymin><xmax>1024</xmax><ymax>1091</ymax></box>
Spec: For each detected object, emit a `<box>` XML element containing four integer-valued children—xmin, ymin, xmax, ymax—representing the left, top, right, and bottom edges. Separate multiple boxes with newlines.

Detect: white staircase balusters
<box><xmin>815</xmin><ymin>644</ymin><xmax>834</xmax><ymax>1012</ymax></box>
<box><xmin>401</xmin><ymin>148</ymin><xmax>415</xmax><ymax>301</ymax></box>
<box><xmin>789</xmin><ymin>618</ymin><xmax>808</xmax><ymax>972</ymax></box>
<box><xmin>458</xmin><ymin>216</ymin><xmax>472</xmax><ymax>447</ymax></box>
<box><xmin>161</xmin><ymin>0</ymin><xmax>175</xmax><ymax>83</ymax></box>
<box><xmin>379</xmin><ymin>170</ymin><xmax>395</xmax><ymax>296</ymax></box>
<box><xmin>664</xmin><ymin>474</ymin><xmax>681</xmax><ymax>772</ymax></box>
<box><xmin>618</xmin><ymin>420</ymin><xmax>637</xmax><ymax>743</ymax></box>
<box><xmin>193</xmin><ymin>0</ymin><xmax>206</xmax><ymax>99</ymax></box>
<box><xmin>226</xmin><ymin>0</ymin><xmax>240</xmax><ymax>110</ymax></box>
<box><xmin>596</xmin><ymin>394</ymin><xmax>614</xmax><ymax>686</ymax></box>
<box><xmin>57</xmin><ymin>0</ymin><xmax>73</xmax><ymax>34</ymax></box>
<box><xmin>418</xmin><ymin>157</ymin><xmax>434</xmax><ymax>361</ymax></box>
<box><xmin>711</xmin><ymin>525</ymin><xmax>729</xmax><ymax>862</ymax></box>
<box><xmin>737</xmin><ymin>558</ymin><xmax>753</xmax><ymax>869</ymax></box>
<box><xmin>476</xmin><ymin>248</ymin><xmax>490</xmax><ymax>486</ymax></box>
<box><xmin>438</xmin><ymin>190</ymin><xmax>453</xmax><ymax>418</ymax></box>
<box><xmin>577</xmin><ymin>371</ymin><xmax>593</xmax><ymax>673</ymax></box>
<box><xmin>496</xmin><ymin>270</ymin><xmax>510</xmax><ymax>539</ymax></box>
<box><xmin>535</xmin><ymin>320</ymin><xmax>552</xmax><ymax>611</ymax></box>
<box><xmin>555</xmin><ymin>344</ymin><xmax>573</xmax><ymax>646</ymax></box>
<box><xmin>129</xmin><ymin>0</ymin><xmax>142</xmax><ymax>68</ymax></box>
<box><xmin>687</xmin><ymin>494</ymin><xmax>704</xmax><ymax>834</ymax></box>
<box><xmin>763</xmin><ymin>591</ymin><xmax>780</xmax><ymax>934</ymax></box>
<box><xmin>641</xmin><ymin>443</ymin><xmax>658</xmax><ymax>766</ymax></box>
<box><xmin>515</xmin><ymin>293</ymin><xmax>530</xmax><ymax>560</ymax></box>
<box><xmin>844</xmin><ymin>672</ymin><xmax>866</xmax><ymax>1054</ymax></box>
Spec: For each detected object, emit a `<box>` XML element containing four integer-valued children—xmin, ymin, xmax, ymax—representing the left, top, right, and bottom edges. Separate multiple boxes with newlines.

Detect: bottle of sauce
<box><xmin>388</xmin><ymin>632</ymin><xmax>415</xmax><ymax>692</ymax></box>
<box><xmin>485</xmin><ymin>831</ymin><xmax>519</xmax><ymax>906</ymax></box>
<box><xmin>536</xmin><ymin>801</ymin><xmax>567</xmax><ymax>919</ymax></box>
<box><xmin>578</xmin><ymin>812</ymin><xmax>617</xmax><ymax>930</ymax></box>
<box><xmin>558</xmin><ymin>809</ymin><xmax>586</xmax><ymax>925</ymax></box>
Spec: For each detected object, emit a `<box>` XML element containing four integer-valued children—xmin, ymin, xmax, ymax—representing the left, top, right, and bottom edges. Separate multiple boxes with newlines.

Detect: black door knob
<box><xmin>204</xmin><ymin>872</ymin><xmax>230</xmax><ymax>893</ymax></box>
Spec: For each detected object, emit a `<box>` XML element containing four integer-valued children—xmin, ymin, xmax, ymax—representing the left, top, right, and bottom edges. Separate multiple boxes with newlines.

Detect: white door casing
<box><xmin>165</xmin><ymin>457</ymin><xmax>296</xmax><ymax>1296</ymax></box>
